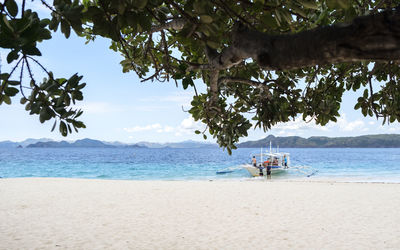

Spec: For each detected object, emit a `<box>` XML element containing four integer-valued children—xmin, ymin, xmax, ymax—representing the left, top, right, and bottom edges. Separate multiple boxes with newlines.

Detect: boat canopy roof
<box><xmin>254</xmin><ymin>152</ymin><xmax>290</xmax><ymax>157</ymax></box>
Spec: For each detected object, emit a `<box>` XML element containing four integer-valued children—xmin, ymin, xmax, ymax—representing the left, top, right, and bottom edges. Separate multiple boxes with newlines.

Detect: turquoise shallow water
<box><xmin>1</xmin><ymin>148</ymin><xmax>400</xmax><ymax>182</ymax></box>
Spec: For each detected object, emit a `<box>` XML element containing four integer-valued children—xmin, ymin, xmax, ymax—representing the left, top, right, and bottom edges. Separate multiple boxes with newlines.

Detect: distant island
<box><xmin>0</xmin><ymin>138</ymin><xmax>217</xmax><ymax>149</ymax></box>
<box><xmin>26</xmin><ymin>139</ymin><xmax>116</xmax><ymax>148</ymax></box>
<box><xmin>2</xmin><ymin>134</ymin><xmax>400</xmax><ymax>148</ymax></box>
<box><xmin>238</xmin><ymin>134</ymin><xmax>400</xmax><ymax>148</ymax></box>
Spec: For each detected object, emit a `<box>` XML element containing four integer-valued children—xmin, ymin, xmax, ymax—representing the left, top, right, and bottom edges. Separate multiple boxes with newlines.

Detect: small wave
<box><xmin>97</xmin><ymin>174</ymin><xmax>110</xmax><ymax>178</ymax></box>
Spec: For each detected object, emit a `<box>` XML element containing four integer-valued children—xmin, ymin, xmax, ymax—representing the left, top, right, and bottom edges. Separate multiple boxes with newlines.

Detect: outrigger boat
<box><xmin>243</xmin><ymin>153</ymin><xmax>290</xmax><ymax>176</ymax></box>
<box><xmin>243</xmin><ymin>145</ymin><xmax>291</xmax><ymax>177</ymax></box>
<box><xmin>216</xmin><ymin>142</ymin><xmax>317</xmax><ymax>177</ymax></box>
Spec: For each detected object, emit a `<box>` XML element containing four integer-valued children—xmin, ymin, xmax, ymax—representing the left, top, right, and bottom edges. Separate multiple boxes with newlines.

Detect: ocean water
<box><xmin>1</xmin><ymin>148</ymin><xmax>400</xmax><ymax>182</ymax></box>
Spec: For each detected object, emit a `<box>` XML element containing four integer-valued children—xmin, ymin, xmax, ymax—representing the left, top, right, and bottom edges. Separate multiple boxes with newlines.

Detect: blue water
<box><xmin>1</xmin><ymin>148</ymin><xmax>400</xmax><ymax>182</ymax></box>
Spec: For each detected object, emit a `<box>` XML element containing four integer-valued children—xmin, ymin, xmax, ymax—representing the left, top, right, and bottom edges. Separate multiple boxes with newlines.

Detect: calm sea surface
<box><xmin>1</xmin><ymin>148</ymin><xmax>400</xmax><ymax>182</ymax></box>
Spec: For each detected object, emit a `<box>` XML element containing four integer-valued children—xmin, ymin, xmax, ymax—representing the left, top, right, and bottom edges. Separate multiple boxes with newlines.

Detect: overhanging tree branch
<box><xmin>214</xmin><ymin>7</ymin><xmax>400</xmax><ymax>71</ymax></box>
<box><xmin>150</xmin><ymin>18</ymin><xmax>186</xmax><ymax>33</ymax></box>
<box><xmin>219</xmin><ymin>76</ymin><xmax>272</xmax><ymax>100</ymax></box>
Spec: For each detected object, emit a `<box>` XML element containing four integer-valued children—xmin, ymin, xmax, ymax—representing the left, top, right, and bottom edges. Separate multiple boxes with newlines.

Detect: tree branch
<box><xmin>212</xmin><ymin>7</ymin><xmax>400</xmax><ymax>71</ymax></box>
<box><xmin>219</xmin><ymin>76</ymin><xmax>261</xmax><ymax>87</ymax></box>
<box><xmin>150</xmin><ymin>18</ymin><xmax>186</xmax><ymax>33</ymax></box>
<box><xmin>209</xmin><ymin>70</ymin><xmax>219</xmax><ymax>107</ymax></box>
<box><xmin>219</xmin><ymin>77</ymin><xmax>273</xmax><ymax>100</ymax></box>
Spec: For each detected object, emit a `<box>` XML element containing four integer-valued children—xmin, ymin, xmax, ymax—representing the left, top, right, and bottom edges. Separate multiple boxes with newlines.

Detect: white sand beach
<box><xmin>1</xmin><ymin>178</ymin><xmax>399</xmax><ymax>249</ymax></box>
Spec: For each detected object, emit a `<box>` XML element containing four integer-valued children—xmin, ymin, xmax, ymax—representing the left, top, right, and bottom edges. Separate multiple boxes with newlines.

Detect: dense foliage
<box><xmin>1</xmin><ymin>0</ymin><xmax>400</xmax><ymax>153</ymax></box>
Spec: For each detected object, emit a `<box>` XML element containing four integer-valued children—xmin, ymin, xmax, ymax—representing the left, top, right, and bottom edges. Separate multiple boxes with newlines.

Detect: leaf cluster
<box><xmin>0</xmin><ymin>0</ymin><xmax>86</xmax><ymax>136</ymax></box>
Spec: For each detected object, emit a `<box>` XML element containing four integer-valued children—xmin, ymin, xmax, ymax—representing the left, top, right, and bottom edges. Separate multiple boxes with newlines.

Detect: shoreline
<box><xmin>1</xmin><ymin>178</ymin><xmax>399</xmax><ymax>249</ymax></box>
<box><xmin>2</xmin><ymin>176</ymin><xmax>400</xmax><ymax>184</ymax></box>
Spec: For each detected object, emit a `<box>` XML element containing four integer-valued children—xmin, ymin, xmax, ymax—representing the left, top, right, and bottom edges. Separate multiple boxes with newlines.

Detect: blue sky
<box><xmin>0</xmin><ymin>1</ymin><xmax>399</xmax><ymax>143</ymax></box>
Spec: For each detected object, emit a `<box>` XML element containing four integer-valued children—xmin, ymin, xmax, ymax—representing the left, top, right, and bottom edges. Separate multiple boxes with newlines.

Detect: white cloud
<box><xmin>123</xmin><ymin>116</ymin><xmax>204</xmax><ymax>136</ymax></box>
<box><xmin>164</xmin><ymin>126</ymin><xmax>174</xmax><ymax>132</ymax></box>
<box><xmin>388</xmin><ymin>127</ymin><xmax>400</xmax><ymax>132</ymax></box>
<box><xmin>265</xmin><ymin>113</ymin><xmax>377</xmax><ymax>136</ymax></box>
<box><xmin>342</xmin><ymin>120</ymin><xmax>365</xmax><ymax>131</ymax></box>
<box><xmin>272</xmin><ymin>118</ymin><xmax>329</xmax><ymax>132</ymax></box>
<box><xmin>176</xmin><ymin>116</ymin><xmax>204</xmax><ymax>135</ymax></box>
<box><xmin>334</xmin><ymin>113</ymin><xmax>366</xmax><ymax>132</ymax></box>
<box><xmin>124</xmin><ymin>123</ymin><xmax>162</xmax><ymax>132</ymax></box>
<box><xmin>180</xmin><ymin>117</ymin><xmax>197</xmax><ymax>129</ymax></box>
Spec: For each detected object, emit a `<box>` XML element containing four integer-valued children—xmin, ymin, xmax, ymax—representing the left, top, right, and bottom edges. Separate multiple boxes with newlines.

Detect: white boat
<box><xmin>243</xmin><ymin>144</ymin><xmax>291</xmax><ymax>177</ymax></box>
<box><xmin>216</xmin><ymin>142</ymin><xmax>316</xmax><ymax>177</ymax></box>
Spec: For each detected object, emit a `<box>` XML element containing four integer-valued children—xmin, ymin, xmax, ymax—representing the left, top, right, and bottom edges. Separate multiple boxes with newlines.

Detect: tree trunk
<box><xmin>220</xmin><ymin>7</ymin><xmax>400</xmax><ymax>70</ymax></box>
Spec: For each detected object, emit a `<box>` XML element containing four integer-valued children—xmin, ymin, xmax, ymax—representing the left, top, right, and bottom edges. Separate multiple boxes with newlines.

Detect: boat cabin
<box><xmin>254</xmin><ymin>152</ymin><xmax>290</xmax><ymax>169</ymax></box>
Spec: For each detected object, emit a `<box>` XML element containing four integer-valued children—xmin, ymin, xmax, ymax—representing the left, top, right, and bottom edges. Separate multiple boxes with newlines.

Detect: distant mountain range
<box><xmin>3</xmin><ymin>134</ymin><xmax>400</xmax><ymax>149</ymax></box>
<box><xmin>0</xmin><ymin>138</ymin><xmax>54</xmax><ymax>148</ymax></box>
<box><xmin>0</xmin><ymin>138</ymin><xmax>217</xmax><ymax>149</ymax></box>
<box><xmin>26</xmin><ymin>138</ymin><xmax>116</xmax><ymax>148</ymax></box>
<box><xmin>237</xmin><ymin>134</ymin><xmax>400</xmax><ymax>148</ymax></box>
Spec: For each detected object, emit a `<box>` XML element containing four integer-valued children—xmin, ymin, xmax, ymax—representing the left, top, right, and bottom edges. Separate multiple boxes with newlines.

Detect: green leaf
<box><xmin>6</xmin><ymin>0</ymin><xmax>18</xmax><ymax>17</ymax></box>
<box><xmin>126</xmin><ymin>12</ymin><xmax>138</xmax><ymax>28</ymax></box>
<box><xmin>338</xmin><ymin>0</ymin><xmax>351</xmax><ymax>9</ymax></box>
<box><xmin>60</xmin><ymin>121</ymin><xmax>68</xmax><ymax>136</ymax></box>
<box><xmin>77</xmin><ymin>83</ymin><xmax>86</xmax><ymax>90</ymax></box>
<box><xmin>297</xmin><ymin>0</ymin><xmax>319</xmax><ymax>10</ymax></box>
<box><xmin>4</xmin><ymin>87</ymin><xmax>19</xmax><ymax>96</ymax></box>
<box><xmin>361</xmin><ymin>107</ymin><xmax>367</xmax><ymax>116</ymax></box>
<box><xmin>7</xmin><ymin>50</ymin><xmax>19</xmax><ymax>63</ymax></box>
<box><xmin>363</xmin><ymin>89</ymin><xmax>368</xmax><ymax>98</ymax></box>
<box><xmin>326</xmin><ymin>0</ymin><xmax>338</xmax><ymax>9</ymax></box>
<box><xmin>49</xmin><ymin>17</ymin><xmax>59</xmax><ymax>31</ymax></box>
<box><xmin>200</xmin><ymin>15</ymin><xmax>213</xmax><ymax>24</ymax></box>
<box><xmin>20</xmin><ymin>97</ymin><xmax>27</xmax><ymax>104</ymax></box>
<box><xmin>39</xmin><ymin>18</ymin><xmax>51</xmax><ymax>28</ymax></box>
<box><xmin>7</xmin><ymin>80</ymin><xmax>20</xmax><ymax>86</ymax></box>
<box><xmin>0</xmin><ymin>73</ymin><xmax>10</xmax><ymax>80</ymax></box>
<box><xmin>2</xmin><ymin>16</ymin><xmax>14</xmax><ymax>31</ymax></box>
<box><xmin>60</xmin><ymin>19</ymin><xmax>71</xmax><ymax>38</ymax></box>
<box><xmin>206</xmin><ymin>40</ymin><xmax>219</xmax><ymax>49</ymax></box>
<box><xmin>64</xmin><ymin>94</ymin><xmax>71</xmax><ymax>106</ymax></box>
<box><xmin>67</xmin><ymin>74</ymin><xmax>83</xmax><ymax>88</ymax></box>
<box><xmin>193</xmin><ymin>1</ymin><xmax>206</xmax><ymax>14</ymax></box>
<box><xmin>2</xmin><ymin>95</ymin><xmax>11</xmax><ymax>105</ymax></box>
<box><xmin>51</xmin><ymin>120</ymin><xmax>57</xmax><ymax>132</ymax></box>
<box><xmin>67</xmin><ymin>124</ymin><xmax>72</xmax><ymax>134</ymax></box>
<box><xmin>133</xmin><ymin>0</ymin><xmax>148</xmax><ymax>9</ymax></box>
<box><xmin>291</xmin><ymin>5</ymin><xmax>307</xmax><ymax>18</ymax></box>
<box><xmin>25</xmin><ymin>102</ymin><xmax>31</xmax><ymax>111</ymax></box>
<box><xmin>23</xmin><ymin>46</ymin><xmax>42</xmax><ymax>56</ymax></box>
<box><xmin>182</xmin><ymin>77</ymin><xmax>194</xmax><ymax>90</ymax></box>
<box><xmin>195</xmin><ymin>130</ymin><xmax>201</xmax><ymax>134</ymax></box>
<box><xmin>137</xmin><ymin>14</ymin><xmax>151</xmax><ymax>32</ymax></box>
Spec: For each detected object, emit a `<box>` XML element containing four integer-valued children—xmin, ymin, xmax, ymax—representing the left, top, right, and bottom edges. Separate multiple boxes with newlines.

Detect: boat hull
<box><xmin>243</xmin><ymin>164</ymin><xmax>288</xmax><ymax>177</ymax></box>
